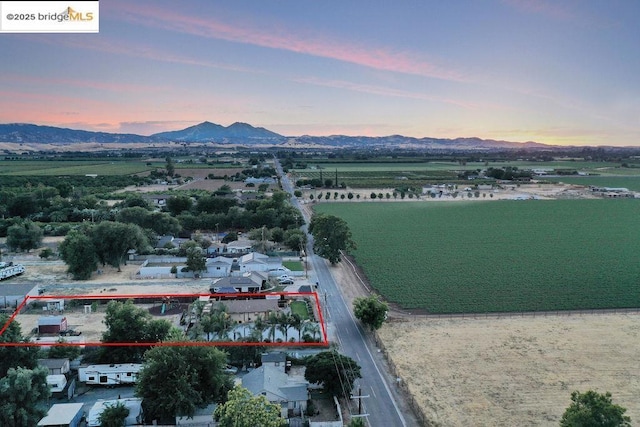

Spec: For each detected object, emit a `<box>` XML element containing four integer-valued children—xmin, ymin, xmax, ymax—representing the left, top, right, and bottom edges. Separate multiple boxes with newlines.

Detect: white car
<box><xmin>278</xmin><ymin>277</ymin><xmax>294</xmax><ymax>285</ymax></box>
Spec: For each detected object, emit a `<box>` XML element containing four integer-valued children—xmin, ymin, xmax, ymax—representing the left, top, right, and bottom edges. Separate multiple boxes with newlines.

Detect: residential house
<box><xmin>242</xmin><ymin>353</ymin><xmax>309</xmax><ymax>418</ymax></box>
<box><xmin>156</xmin><ymin>235</ymin><xmax>175</xmax><ymax>249</ymax></box>
<box><xmin>210</xmin><ymin>272</ymin><xmax>267</xmax><ymax>293</ymax></box>
<box><xmin>226</xmin><ymin>238</ymin><xmax>253</xmax><ymax>254</ymax></box>
<box><xmin>38</xmin><ymin>403</ymin><xmax>84</xmax><ymax>427</ymax></box>
<box><xmin>238</xmin><ymin>252</ymin><xmax>282</xmax><ymax>273</ymax></box>
<box><xmin>221</xmin><ymin>299</ymin><xmax>280</xmax><ymax>323</ymax></box>
<box><xmin>205</xmin><ymin>256</ymin><xmax>233</xmax><ymax>278</ymax></box>
<box><xmin>38</xmin><ymin>358</ymin><xmax>70</xmax><ymax>375</ymax></box>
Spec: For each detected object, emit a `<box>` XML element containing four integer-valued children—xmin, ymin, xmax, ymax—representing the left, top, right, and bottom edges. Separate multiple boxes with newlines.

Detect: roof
<box><xmin>38</xmin><ymin>403</ymin><xmax>84</xmax><ymax>426</ymax></box>
<box><xmin>206</xmin><ymin>256</ymin><xmax>234</xmax><ymax>265</ymax></box>
<box><xmin>80</xmin><ymin>363</ymin><xmax>142</xmax><ymax>374</ymax></box>
<box><xmin>226</xmin><ymin>239</ymin><xmax>253</xmax><ymax>249</ymax></box>
<box><xmin>0</xmin><ymin>283</ymin><xmax>39</xmax><ymax>297</ymax></box>
<box><xmin>262</xmin><ymin>352</ymin><xmax>287</xmax><ymax>364</ymax></box>
<box><xmin>212</xmin><ymin>272</ymin><xmax>266</xmax><ymax>288</ymax></box>
<box><xmin>38</xmin><ymin>358</ymin><xmax>69</xmax><ymax>370</ymax></box>
<box><xmin>38</xmin><ymin>316</ymin><xmax>66</xmax><ymax>326</ymax></box>
<box><xmin>222</xmin><ymin>299</ymin><xmax>279</xmax><ymax>314</ymax></box>
<box><xmin>87</xmin><ymin>398</ymin><xmax>142</xmax><ymax>427</ymax></box>
<box><xmin>242</xmin><ymin>365</ymin><xmax>308</xmax><ymax>403</ymax></box>
<box><xmin>239</xmin><ymin>252</ymin><xmax>269</xmax><ymax>264</ymax></box>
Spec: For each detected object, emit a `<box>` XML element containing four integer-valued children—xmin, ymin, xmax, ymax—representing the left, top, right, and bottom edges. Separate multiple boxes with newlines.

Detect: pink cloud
<box><xmin>33</xmin><ymin>36</ymin><xmax>260</xmax><ymax>75</ymax></box>
<box><xmin>295</xmin><ymin>76</ymin><xmax>503</xmax><ymax>110</ymax></box>
<box><xmin>114</xmin><ymin>3</ymin><xmax>467</xmax><ymax>82</ymax></box>
<box><xmin>501</xmin><ymin>0</ymin><xmax>611</xmax><ymax>27</ymax></box>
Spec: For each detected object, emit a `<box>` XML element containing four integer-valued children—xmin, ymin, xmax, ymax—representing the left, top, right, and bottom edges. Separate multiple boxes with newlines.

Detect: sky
<box><xmin>1</xmin><ymin>0</ymin><xmax>639</xmax><ymax>146</ymax></box>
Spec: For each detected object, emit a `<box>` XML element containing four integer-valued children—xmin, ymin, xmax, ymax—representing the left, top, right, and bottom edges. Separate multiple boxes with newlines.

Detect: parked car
<box><xmin>278</xmin><ymin>278</ymin><xmax>294</xmax><ymax>285</ymax></box>
<box><xmin>224</xmin><ymin>365</ymin><xmax>238</xmax><ymax>375</ymax></box>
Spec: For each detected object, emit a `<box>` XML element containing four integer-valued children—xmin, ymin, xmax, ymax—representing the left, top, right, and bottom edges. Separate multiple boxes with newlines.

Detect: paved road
<box><xmin>276</xmin><ymin>159</ymin><xmax>416</xmax><ymax>427</ymax></box>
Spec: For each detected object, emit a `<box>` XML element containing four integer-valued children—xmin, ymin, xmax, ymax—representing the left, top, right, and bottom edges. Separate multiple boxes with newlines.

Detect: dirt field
<box><xmin>377</xmin><ymin>315</ymin><xmax>640</xmax><ymax>426</ymax></box>
<box><xmin>326</xmin><ymin>251</ymin><xmax>640</xmax><ymax>426</ymax></box>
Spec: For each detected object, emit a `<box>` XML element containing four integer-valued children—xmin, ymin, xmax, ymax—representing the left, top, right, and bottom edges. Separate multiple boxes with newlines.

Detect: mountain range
<box><xmin>0</xmin><ymin>121</ymin><xmax>556</xmax><ymax>151</ymax></box>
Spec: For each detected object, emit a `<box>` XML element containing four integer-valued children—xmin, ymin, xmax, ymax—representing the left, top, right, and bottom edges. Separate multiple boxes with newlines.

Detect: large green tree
<box><xmin>214</xmin><ymin>386</ymin><xmax>284</xmax><ymax>427</ymax></box>
<box><xmin>6</xmin><ymin>221</ymin><xmax>43</xmax><ymax>252</ymax></box>
<box><xmin>0</xmin><ymin>315</ymin><xmax>39</xmax><ymax>378</ymax></box>
<box><xmin>98</xmin><ymin>401</ymin><xmax>129</xmax><ymax>427</ymax></box>
<box><xmin>560</xmin><ymin>390</ymin><xmax>631</xmax><ymax>427</ymax></box>
<box><xmin>101</xmin><ymin>300</ymin><xmax>172</xmax><ymax>363</ymax></box>
<box><xmin>308</xmin><ymin>214</ymin><xmax>356</xmax><ymax>264</ymax></box>
<box><xmin>304</xmin><ymin>351</ymin><xmax>361</xmax><ymax>397</ymax></box>
<box><xmin>91</xmin><ymin>221</ymin><xmax>149</xmax><ymax>271</ymax></box>
<box><xmin>353</xmin><ymin>295</ymin><xmax>388</xmax><ymax>331</ymax></box>
<box><xmin>166</xmin><ymin>195</ymin><xmax>192</xmax><ymax>216</ymax></box>
<box><xmin>59</xmin><ymin>229</ymin><xmax>98</xmax><ymax>280</ymax></box>
<box><xmin>0</xmin><ymin>366</ymin><xmax>50</xmax><ymax>427</ymax></box>
<box><xmin>136</xmin><ymin>336</ymin><xmax>232</xmax><ymax>424</ymax></box>
<box><xmin>184</xmin><ymin>241</ymin><xmax>206</xmax><ymax>275</ymax></box>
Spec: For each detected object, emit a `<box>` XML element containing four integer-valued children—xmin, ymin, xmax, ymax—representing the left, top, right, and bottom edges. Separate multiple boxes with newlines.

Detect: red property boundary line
<box><xmin>0</xmin><ymin>292</ymin><xmax>328</xmax><ymax>348</ymax></box>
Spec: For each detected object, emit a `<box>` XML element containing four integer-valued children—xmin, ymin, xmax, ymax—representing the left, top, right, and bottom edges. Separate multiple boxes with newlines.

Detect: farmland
<box><xmin>291</xmin><ymin>159</ymin><xmax>632</xmax><ymax>188</ymax></box>
<box><xmin>314</xmin><ymin>199</ymin><xmax>640</xmax><ymax>313</ymax></box>
<box><xmin>549</xmin><ymin>175</ymin><xmax>640</xmax><ymax>191</ymax></box>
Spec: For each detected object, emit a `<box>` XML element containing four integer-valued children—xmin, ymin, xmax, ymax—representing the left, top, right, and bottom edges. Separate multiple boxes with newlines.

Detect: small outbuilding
<box><xmin>38</xmin><ymin>402</ymin><xmax>84</xmax><ymax>427</ymax></box>
<box><xmin>38</xmin><ymin>316</ymin><xmax>67</xmax><ymax>334</ymax></box>
<box><xmin>38</xmin><ymin>358</ymin><xmax>71</xmax><ymax>375</ymax></box>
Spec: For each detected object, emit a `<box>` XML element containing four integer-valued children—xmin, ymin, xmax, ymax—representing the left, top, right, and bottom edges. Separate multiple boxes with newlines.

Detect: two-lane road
<box><xmin>276</xmin><ymin>158</ymin><xmax>417</xmax><ymax>427</ymax></box>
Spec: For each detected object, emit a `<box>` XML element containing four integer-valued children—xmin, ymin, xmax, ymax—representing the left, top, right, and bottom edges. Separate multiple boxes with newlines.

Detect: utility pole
<box><xmin>350</xmin><ymin>386</ymin><xmax>370</xmax><ymax>419</ymax></box>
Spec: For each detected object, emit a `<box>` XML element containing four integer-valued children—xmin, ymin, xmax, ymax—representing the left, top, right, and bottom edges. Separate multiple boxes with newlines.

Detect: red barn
<box><xmin>38</xmin><ymin>316</ymin><xmax>67</xmax><ymax>334</ymax></box>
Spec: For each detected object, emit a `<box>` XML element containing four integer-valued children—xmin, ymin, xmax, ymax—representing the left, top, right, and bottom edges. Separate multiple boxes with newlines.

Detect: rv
<box><xmin>78</xmin><ymin>363</ymin><xmax>142</xmax><ymax>386</ymax></box>
<box><xmin>0</xmin><ymin>262</ymin><xmax>25</xmax><ymax>280</ymax></box>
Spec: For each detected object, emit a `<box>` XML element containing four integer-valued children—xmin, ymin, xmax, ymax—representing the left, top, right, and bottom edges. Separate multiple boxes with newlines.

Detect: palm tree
<box><xmin>212</xmin><ymin>310</ymin><xmax>233</xmax><ymax>340</ymax></box>
<box><xmin>303</xmin><ymin>322</ymin><xmax>321</xmax><ymax>342</ymax></box>
<box><xmin>267</xmin><ymin>311</ymin><xmax>279</xmax><ymax>342</ymax></box>
<box><xmin>252</xmin><ymin>315</ymin><xmax>266</xmax><ymax>342</ymax></box>
<box><xmin>289</xmin><ymin>313</ymin><xmax>303</xmax><ymax>342</ymax></box>
<box><xmin>200</xmin><ymin>313</ymin><xmax>216</xmax><ymax>341</ymax></box>
<box><xmin>277</xmin><ymin>312</ymin><xmax>290</xmax><ymax>342</ymax></box>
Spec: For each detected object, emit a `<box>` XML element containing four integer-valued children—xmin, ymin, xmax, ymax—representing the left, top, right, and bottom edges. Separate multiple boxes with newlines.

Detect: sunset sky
<box><xmin>1</xmin><ymin>0</ymin><xmax>639</xmax><ymax>146</ymax></box>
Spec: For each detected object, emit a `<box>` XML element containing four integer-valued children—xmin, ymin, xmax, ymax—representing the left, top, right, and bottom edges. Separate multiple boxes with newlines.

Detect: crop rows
<box><xmin>314</xmin><ymin>200</ymin><xmax>640</xmax><ymax>313</ymax></box>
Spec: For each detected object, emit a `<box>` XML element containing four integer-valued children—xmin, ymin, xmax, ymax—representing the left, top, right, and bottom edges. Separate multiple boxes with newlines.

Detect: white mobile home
<box><xmin>78</xmin><ymin>363</ymin><xmax>142</xmax><ymax>386</ymax></box>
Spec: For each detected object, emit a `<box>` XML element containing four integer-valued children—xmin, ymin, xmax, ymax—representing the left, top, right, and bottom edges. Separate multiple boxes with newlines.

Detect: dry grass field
<box><xmin>329</xmin><ymin>255</ymin><xmax>640</xmax><ymax>426</ymax></box>
<box><xmin>377</xmin><ymin>315</ymin><xmax>640</xmax><ymax>426</ymax></box>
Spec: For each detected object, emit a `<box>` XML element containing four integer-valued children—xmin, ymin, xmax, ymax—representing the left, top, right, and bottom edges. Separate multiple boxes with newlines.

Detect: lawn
<box><xmin>290</xmin><ymin>301</ymin><xmax>310</xmax><ymax>320</ymax></box>
<box><xmin>314</xmin><ymin>199</ymin><xmax>640</xmax><ymax>313</ymax></box>
<box><xmin>283</xmin><ymin>261</ymin><xmax>304</xmax><ymax>271</ymax></box>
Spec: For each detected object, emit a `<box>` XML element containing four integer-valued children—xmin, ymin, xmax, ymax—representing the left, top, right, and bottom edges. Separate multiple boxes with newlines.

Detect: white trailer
<box><xmin>78</xmin><ymin>363</ymin><xmax>142</xmax><ymax>386</ymax></box>
<box><xmin>0</xmin><ymin>263</ymin><xmax>25</xmax><ymax>280</ymax></box>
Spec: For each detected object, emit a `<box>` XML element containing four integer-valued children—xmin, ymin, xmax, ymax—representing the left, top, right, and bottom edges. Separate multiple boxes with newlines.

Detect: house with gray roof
<box><xmin>238</xmin><ymin>252</ymin><xmax>282</xmax><ymax>273</ymax></box>
<box><xmin>205</xmin><ymin>256</ymin><xmax>233</xmax><ymax>277</ymax></box>
<box><xmin>242</xmin><ymin>365</ymin><xmax>309</xmax><ymax>418</ymax></box>
<box><xmin>210</xmin><ymin>272</ymin><xmax>267</xmax><ymax>293</ymax></box>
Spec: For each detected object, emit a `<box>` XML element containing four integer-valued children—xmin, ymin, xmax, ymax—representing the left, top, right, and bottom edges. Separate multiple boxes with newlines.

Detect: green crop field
<box><xmin>314</xmin><ymin>200</ymin><xmax>640</xmax><ymax>313</ymax></box>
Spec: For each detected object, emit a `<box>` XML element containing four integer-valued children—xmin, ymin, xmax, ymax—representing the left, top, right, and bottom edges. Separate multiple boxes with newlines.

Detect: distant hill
<box><xmin>152</xmin><ymin>121</ymin><xmax>283</xmax><ymax>141</ymax></box>
<box><xmin>0</xmin><ymin>121</ymin><xmax>558</xmax><ymax>151</ymax></box>
<box><xmin>0</xmin><ymin>123</ymin><xmax>162</xmax><ymax>144</ymax></box>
